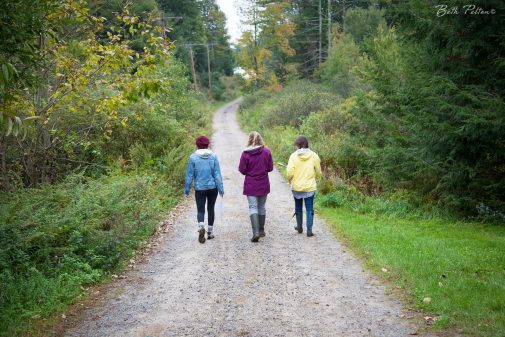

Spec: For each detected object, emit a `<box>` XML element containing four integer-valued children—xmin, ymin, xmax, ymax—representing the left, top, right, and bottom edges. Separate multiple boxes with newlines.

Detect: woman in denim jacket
<box><xmin>184</xmin><ymin>136</ymin><xmax>224</xmax><ymax>243</ymax></box>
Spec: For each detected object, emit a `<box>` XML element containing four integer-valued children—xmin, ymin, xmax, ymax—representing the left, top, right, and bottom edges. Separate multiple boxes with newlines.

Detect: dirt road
<box><xmin>64</xmin><ymin>98</ymin><xmax>429</xmax><ymax>337</ymax></box>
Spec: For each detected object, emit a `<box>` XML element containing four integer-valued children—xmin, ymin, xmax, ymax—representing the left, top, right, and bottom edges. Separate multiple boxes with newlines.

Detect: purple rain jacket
<box><xmin>238</xmin><ymin>146</ymin><xmax>274</xmax><ymax>196</ymax></box>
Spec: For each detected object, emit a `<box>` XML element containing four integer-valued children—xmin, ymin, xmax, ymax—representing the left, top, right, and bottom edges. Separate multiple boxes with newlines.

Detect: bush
<box><xmin>240</xmin><ymin>89</ymin><xmax>274</xmax><ymax>110</ymax></box>
<box><xmin>0</xmin><ymin>173</ymin><xmax>178</xmax><ymax>335</ymax></box>
<box><xmin>318</xmin><ymin>34</ymin><xmax>361</xmax><ymax>97</ymax></box>
<box><xmin>240</xmin><ymin>25</ymin><xmax>505</xmax><ymax>219</ymax></box>
<box><xmin>262</xmin><ymin>80</ymin><xmax>340</xmax><ymax>127</ymax></box>
<box><xmin>317</xmin><ymin>184</ymin><xmax>444</xmax><ymax>219</ymax></box>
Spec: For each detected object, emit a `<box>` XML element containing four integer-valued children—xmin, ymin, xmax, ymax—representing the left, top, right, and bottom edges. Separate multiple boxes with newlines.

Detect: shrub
<box><xmin>0</xmin><ymin>173</ymin><xmax>177</xmax><ymax>335</ymax></box>
<box><xmin>240</xmin><ymin>89</ymin><xmax>274</xmax><ymax>110</ymax></box>
<box><xmin>261</xmin><ymin>80</ymin><xmax>340</xmax><ymax>127</ymax></box>
<box><xmin>318</xmin><ymin>34</ymin><xmax>361</xmax><ymax>97</ymax></box>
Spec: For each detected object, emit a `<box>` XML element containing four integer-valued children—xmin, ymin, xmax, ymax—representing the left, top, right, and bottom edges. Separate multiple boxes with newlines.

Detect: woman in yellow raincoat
<box><xmin>287</xmin><ymin>136</ymin><xmax>322</xmax><ymax>237</ymax></box>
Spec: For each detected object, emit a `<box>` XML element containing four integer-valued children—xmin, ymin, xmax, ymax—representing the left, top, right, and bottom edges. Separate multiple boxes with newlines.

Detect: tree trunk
<box><xmin>0</xmin><ymin>135</ymin><xmax>7</xmax><ymax>190</ymax></box>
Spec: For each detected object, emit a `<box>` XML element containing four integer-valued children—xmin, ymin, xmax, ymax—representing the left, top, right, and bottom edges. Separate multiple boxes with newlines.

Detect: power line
<box><xmin>183</xmin><ymin>43</ymin><xmax>217</xmax><ymax>95</ymax></box>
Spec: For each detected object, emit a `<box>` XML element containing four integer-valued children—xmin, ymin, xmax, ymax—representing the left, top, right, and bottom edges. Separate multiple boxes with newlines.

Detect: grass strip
<box><xmin>318</xmin><ymin>205</ymin><xmax>505</xmax><ymax>337</ymax></box>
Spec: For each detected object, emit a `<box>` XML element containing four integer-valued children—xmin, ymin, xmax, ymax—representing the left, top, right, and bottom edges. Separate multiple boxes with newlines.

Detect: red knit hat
<box><xmin>195</xmin><ymin>136</ymin><xmax>210</xmax><ymax>149</ymax></box>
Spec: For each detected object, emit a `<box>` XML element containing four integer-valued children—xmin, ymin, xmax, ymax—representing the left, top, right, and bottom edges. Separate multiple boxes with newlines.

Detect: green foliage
<box><xmin>244</xmin><ymin>80</ymin><xmax>339</xmax><ymax>128</ymax></box>
<box><xmin>0</xmin><ymin>0</ymin><xmax>54</xmax><ymax>132</ymax></box>
<box><xmin>239</xmin><ymin>1</ymin><xmax>505</xmax><ymax>335</ymax></box>
<box><xmin>318</xmin><ymin>34</ymin><xmax>361</xmax><ymax>97</ymax></box>
<box><xmin>288</xmin><ymin>0</ymin><xmax>372</xmax><ymax>78</ymax></box>
<box><xmin>240</xmin><ymin>59</ymin><xmax>505</xmax><ymax>217</ymax></box>
<box><xmin>318</xmin><ymin>184</ymin><xmax>446</xmax><ymax>219</ymax></box>
<box><xmin>241</xmin><ymin>79</ymin><xmax>505</xmax><ymax>336</ymax></box>
<box><xmin>354</xmin><ymin>27</ymin><xmax>505</xmax><ymax>214</ymax></box>
<box><xmin>236</xmin><ymin>0</ymin><xmax>296</xmax><ymax>87</ymax></box>
<box><xmin>389</xmin><ymin>0</ymin><xmax>505</xmax><ymax>96</ymax></box>
<box><xmin>343</xmin><ymin>6</ymin><xmax>386</xmax><ymax>45</ymax></box>
<box><xmin>0</xmin><ymin>1</ymin><xmax>217</xmax><ymax>335</ymax></box>
<box><xmin>0</xmin><ymin>173</ymin><xmax>176</xmax><ymax>335</ymax></box>
<box><xmin>0</xmin><ymin>0</ymin><xmax>207</xmax><ymax>189</ymax></box>
<box><xmin>320</xmin><ymin>207</ymin><xmax>505</xmax><ymax>337</ymax></box>
<box><xmin>240</xmin><ymin>89</ymin><xmax>274</xmax><ymax>111</ymax></box>
<box><xmin>211</xmin><ymin>74</ymin><xmax>244</xmax><ymax>102</ymax></box>
<box><xmin>0</xmin><ymin>94</ymin><xmax>212</xmax><ymax>335</ymax></box>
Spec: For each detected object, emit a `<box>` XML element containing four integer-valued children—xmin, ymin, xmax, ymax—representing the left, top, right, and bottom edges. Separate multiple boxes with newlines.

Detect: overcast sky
<box><xmin>215</xmin><ymin>0</ymin><xmax>243</xmax><ymax>43</ymax></box>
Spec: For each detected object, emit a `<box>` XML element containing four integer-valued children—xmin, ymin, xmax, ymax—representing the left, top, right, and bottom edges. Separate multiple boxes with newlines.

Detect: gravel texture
<box><xmin>63</xmin><ymin>98</ymin><xmax>433</xmax><ymax>337</ymax></box>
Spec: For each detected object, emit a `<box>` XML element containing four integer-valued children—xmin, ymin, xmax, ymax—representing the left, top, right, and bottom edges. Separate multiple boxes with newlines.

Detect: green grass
<box><xmin>318</xmin><ymin>204</ymin><xmax>505</xmax><ymax>337</ymax></box>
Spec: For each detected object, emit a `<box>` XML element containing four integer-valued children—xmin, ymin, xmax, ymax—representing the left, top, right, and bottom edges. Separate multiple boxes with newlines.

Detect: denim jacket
<box><xmin>184</xmin><ymin>149</ymin><xmax>224</xmax><ymax>195</ymax></box>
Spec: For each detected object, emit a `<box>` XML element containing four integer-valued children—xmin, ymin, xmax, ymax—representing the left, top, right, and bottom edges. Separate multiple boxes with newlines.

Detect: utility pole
<box><xmin>153</xmin><ymin>14</ymin><xmax>182</xmax><ymax>47</ymax></box>
<box><xmin>328</xmin><ymin>0</ymin><xmax>332</xmax><ymax>56</ymax></box>
<box><xmin>206</xmin><ymin>44</ymin><xmax>212</xmax><ymax>97</ymax></box>
<box><xmin>189</xmin><ymin>46</ymin><xmax>198</xmax><ymax>93</ymax></box>
<box><xmin>318</xmin><ymin>0</ymin><xmax>322</xmax><ymax>67</ymax></box>
<box><xmin>161</xmin><ymin>16</ymin><xmax>166</xmax><ymax>48</ymax></box>
<box><xmin>185</xmin><ymin>43</ymin><xmax>216</xmax><ymax>95</ymax></box>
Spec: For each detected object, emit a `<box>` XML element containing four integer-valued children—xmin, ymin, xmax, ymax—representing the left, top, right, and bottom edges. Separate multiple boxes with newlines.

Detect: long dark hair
<box><xmin>295</xmin><ymin>136</ymin><xmax>309</xmax><ymax>149</ymax></box>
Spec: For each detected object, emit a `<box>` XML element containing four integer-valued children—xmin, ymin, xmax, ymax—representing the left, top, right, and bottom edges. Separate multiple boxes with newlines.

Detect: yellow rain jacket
<box><xmin>287</xmin><ymin>148</ymin><xmax>322</xmax><ymax>192</ymax></box>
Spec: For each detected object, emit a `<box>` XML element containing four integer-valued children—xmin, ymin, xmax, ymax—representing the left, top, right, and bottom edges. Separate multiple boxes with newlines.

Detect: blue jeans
<box><xmin>294</xmin><ymin>195</ymin><xmax>314</xmax><ymax>231</ymax></box>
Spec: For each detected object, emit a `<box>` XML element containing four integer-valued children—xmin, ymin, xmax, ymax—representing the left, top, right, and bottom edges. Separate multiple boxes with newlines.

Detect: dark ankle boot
<box><xmin>250</xmin><ymin>214</ymin><xmax>260</xmax><ymax>242</ymax></box>
<box><xmin>258</xmin><ymin>214</ymin><xmax>266</xmax><ymax>237</ymax></box>
<box><xmin>294</xmin><ymin>212</ymin><xmax>303</xmax><ymax>233</ymax></box>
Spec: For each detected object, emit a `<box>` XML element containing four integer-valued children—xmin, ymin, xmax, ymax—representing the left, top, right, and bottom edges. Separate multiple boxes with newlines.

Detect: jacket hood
<box><xmin>296</xmin><ymin>148</ymin><xmax>313</xmax><ymax>161</ymax></box>
<box><xmin>244</xmin><ymin>145</ymin><xmax>264</xmax><ymax>155</ymax></box>
<box><xmin>195</xmin><ymin>149</ymin><xmax>213</xmax><ymax>158</ymax></box>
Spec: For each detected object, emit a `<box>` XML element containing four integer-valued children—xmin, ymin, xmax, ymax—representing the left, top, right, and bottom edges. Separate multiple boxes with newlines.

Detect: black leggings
<box><xmin>195</xmin><ymin>188</ymin><xmax>218</xmax><ymax>226</ymax></box>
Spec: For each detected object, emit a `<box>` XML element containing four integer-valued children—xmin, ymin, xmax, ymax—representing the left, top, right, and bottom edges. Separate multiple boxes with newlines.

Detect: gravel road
<box><xmin>63</xmin><ymin>98</ymin><xmax>432</xmax><ymax>337</ymax></box>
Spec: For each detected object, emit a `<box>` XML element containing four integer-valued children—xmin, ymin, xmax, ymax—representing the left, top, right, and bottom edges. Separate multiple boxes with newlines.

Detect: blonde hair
<box><xmin>247</xmin><ymin>131</ymin><xmax>265</xmax><ymax>147</ymax></box>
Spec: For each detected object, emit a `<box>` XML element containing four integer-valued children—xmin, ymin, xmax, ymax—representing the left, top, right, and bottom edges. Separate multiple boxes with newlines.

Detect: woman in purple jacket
<box><xmin>239</xmin><ymin>131</ymin><xmax>274</xmax><ymax>242</ymax></box>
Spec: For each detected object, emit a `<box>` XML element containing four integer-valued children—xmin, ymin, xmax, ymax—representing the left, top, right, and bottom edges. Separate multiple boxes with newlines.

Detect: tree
<box><xmin>0</xmin><ymin>0</ymin><xmax>176</xmax><ymax>188</ymax></box>
<box><xmin>156</xmin><ymin>0</ymin><xmax>233</xmax><ymax>94</ymax></box>
<box><xmin>157</xmin><ymin>0</ymin><xmax>207</xmax><ymax>78</ymax></box>
<box><xmin>200</xmin><ymin>0</ymin><xmax>234</xmax><ymax>77</ymax></box>
<box><xmin>237</xmin><ymin>0</ymin><xmax>296</xmax><ymax>86</ymax></box>
<box><xmin>0</xmin><ymin>0</ymin><xmax>56</xmax><ymax>135</ymax></box>
<box><xmin>287</xmin><ymin>0</ymin><xmax>372</xmax><ymax>77</ymax></box>
<box><xmin>344</xmin><ymin>6</ymin><xmax>386</xmax><ymax>46</ymax></box>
